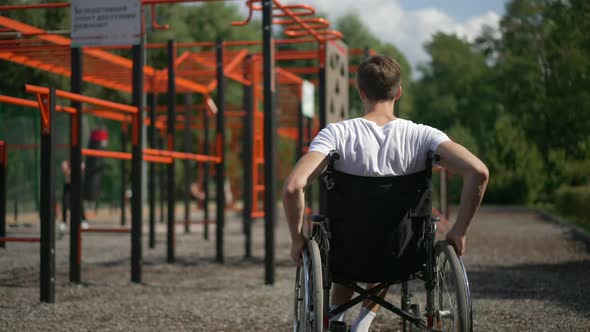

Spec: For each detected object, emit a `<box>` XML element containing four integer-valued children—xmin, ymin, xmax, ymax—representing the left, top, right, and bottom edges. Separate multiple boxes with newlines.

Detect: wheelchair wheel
<box><xmin>433</xmin><ymin>241</ymin><xmax>472</xmax><ymax>332</ymax></box>
<box><xmin>293</xmin><ymin>240</ymin><xmax>324</xmax><ymax>332</ymax></box>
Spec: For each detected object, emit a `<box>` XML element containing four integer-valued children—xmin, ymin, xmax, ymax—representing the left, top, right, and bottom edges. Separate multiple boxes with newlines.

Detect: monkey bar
<box><xmin>0</xmin><ymin>16</ymin><xmax>208</xmax><ymax>94</ymax></box>
<box><xmin>0</xmin><ymin>0</ymin><xmax>346</xmax><ymax>289</ymax></box>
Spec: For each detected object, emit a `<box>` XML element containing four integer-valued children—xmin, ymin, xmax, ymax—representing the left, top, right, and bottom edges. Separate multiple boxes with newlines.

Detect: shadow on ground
<box><xmin>469</xmin><ymin>259</ymin><xmax>590</xmax><ymax>315</ymax></box>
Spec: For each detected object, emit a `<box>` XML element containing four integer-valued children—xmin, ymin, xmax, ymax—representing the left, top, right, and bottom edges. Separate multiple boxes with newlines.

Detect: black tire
<box><xmin>294</xmin><ymin>266</ymin><xmax>304</xmax><ymax>332</ymax></box>
<box><xmin>293</xmin><ymin>240</ymin><xmax>324</xmax><ymax>332</ymax></box>
<box><xmin>433</xmin><ymin>240</ymin><xmax>472</xmax><ymax>332</ymax></box>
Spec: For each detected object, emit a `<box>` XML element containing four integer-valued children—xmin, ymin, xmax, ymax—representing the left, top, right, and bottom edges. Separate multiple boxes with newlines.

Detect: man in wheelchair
<box><xmin>283</xmin><ymin>55</ymin><xmax>488</xmax><ymax>332</ymax></box>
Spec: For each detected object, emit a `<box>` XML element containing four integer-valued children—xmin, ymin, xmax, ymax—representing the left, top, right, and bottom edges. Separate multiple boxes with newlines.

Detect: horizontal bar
<box><xmin>0</xmin><ymin>3</ymin><xmax>70</xmax><ymax>10</ymax></box>
<box><xmin>82</xmin><ymin>228</ymin><xmax>131</xmax><ymax>233</ymax></box>
<box><xmin>145</xmin><ymin>38</ymin><xmax>319</xmax><ymax>50</ymax></box>
<box><xmin>144</xmin><ymin>154</ymin><xmax>174</xmax><ymax>164</ymax></box>
<box><xmin>0</xmin><ymin>94</ymin><xmax>75</xmax><ymax>113</ymax></box>
<box><xmin>83</xmin><ymin>148</ymin><xmax>131</xmax><ymax>160</ymax></box>
<box><xmin>251</xmin><ymin>211</ymin><xmax>265</xmax><ymax>218</ymax></box>
<box><xmin>25</xmin><ymin>84</ymin><xmax>137</xmax><ymax>114</ymax></box>
<box><xmin>0</xmin><ymin>237</ymin><xmax>40</xmax><ymax>243</ymax></box>
<box><xmin>144</xmin><ymin>148</ymin><xmax>221</xmax><ymax>163</ymax></box>
<box><xmin>83</xmin><ymin>148</ymin><xmax>172</xmax><ymax>164</ymax></box>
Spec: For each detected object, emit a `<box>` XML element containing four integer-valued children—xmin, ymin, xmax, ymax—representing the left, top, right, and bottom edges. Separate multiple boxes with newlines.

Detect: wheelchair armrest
<box><xmin>311</xmin><ymin>214</ymin><xmax>327</xmax><ymax>222</ymax></box>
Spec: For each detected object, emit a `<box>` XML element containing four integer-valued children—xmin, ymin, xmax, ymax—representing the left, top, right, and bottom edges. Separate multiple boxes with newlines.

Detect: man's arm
<box><xmin>436</xmin><ymin>141</ymin><xmax>489</xmax><ymax>256</ymax></box>
<box><xmin>283</xmin><ymin>151</ymin><xmax>330</xmax><ymax>265</ymax></box>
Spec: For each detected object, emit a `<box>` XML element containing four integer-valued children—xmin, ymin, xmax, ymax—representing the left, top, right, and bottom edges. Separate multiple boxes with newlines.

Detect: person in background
<box><xmin>60</xmin><ymin>160</ymin><xmax>88</xmax><ymax>232</ymax></box>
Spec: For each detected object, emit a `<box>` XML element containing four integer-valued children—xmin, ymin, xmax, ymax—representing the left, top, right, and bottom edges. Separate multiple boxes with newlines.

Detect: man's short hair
<box><xmin>357</xmin><ymin>55</ymin><xmax>402</xmax><ymax>102</ymax></box>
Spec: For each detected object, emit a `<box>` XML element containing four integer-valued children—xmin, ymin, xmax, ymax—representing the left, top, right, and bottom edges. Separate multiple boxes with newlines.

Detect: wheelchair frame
<box><xmin>293</xmin><ymin>152</ymin><xmax>473</xmax><ymax>332</ymax></box>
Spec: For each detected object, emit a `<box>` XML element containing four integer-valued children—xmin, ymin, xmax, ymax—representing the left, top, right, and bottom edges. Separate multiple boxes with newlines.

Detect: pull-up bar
<box><xmin>25</xmin><ymin>84</ymin><xmax>138</xmax><ymax>114</ymax></box>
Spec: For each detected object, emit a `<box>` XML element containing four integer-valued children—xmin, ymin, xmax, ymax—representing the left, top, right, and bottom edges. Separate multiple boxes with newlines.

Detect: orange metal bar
<box><xmin>0</xmin><ymin>1</ymin><xmax>232</xmax><ymax>11</ymax></box>
<box><xmin>281</xmin><ymin>67</ymin><xmax>317</xmax><ymax>75</ymax></box>
<box><xmin>144</xmin><ymin>155</ymin><xmax>173</xmax><ymax>164</ymax></box>
<box><xmin>272</xmin><ymin>4</ymin><xmax>315</xmax><ymax>18</ymax></box>
<box><xmin>0</xmin><ymin>95</ymin><xmax>75</xmax><ymax>114</ymax></box>
<box><xmin>224</xmin><ymin>49</ymin><xmax>249</xmax><ymax>75</ymax></box>
<box><xmin>88</xmin><ymin>110</ymin><xmax>132</xmax><ymax>122</ymax></box>
<box><xmin>35</xmin><ymin>93</ymin><xmax>50</xmax><ymax>133</ymax></box>
<box><xmin>150</xmin><ymin>4</ymin><xmax>170</xmax><ymax>30</ymax></box>
<box><xmin>231</xmin><ymin>0</ymin><xmax>255</xmax><ymax>26</ymax></box>
<box><xmin>25</xmin><ymin>85</ymin><xmax>137</xmax><ymax>114</ymax></box>
<box><xmin>83</xmin><ymin>149</ymin><xmax>131</xmax><ymax>160</ymax></box>
<box><xmin>275</xmin><ymin>50</ymin><xmax>318</xmax><ymax>61</ymax></box>
<box><xmin>144</xmin><ymin>148</ymin><xmax>221</xmax><ymax>163</ymax></box>
<box><xmin>276</xmin><ymin>68</ymin><xmax>303</xmax><ymax>84</ymax></box>
<box><xmin>0</xmin><ymin>3</ymin><xmax>69</xmax><ymax>10</ymax></box>
<box><xmin>0</xmin><ymin>237</ymin><xmax>41</xmax><ymax>243</ymax></box>
<box><xmin>0</xmin><ymin>141</ymin><xmax>5</xmax><ymax>166</ymax></box>
<box><xmin>82</xmin><ymin>228</ymin><xmax>131</xmax><ymax>233</ymax></box>
<box><xmin>144</xmin><ymin>38</ymin><xmax>318</xmax><ymax>50</ymax></box>
<box><xmin>83</xmin><ymin>148</ymin><xmax>172</xmax><ymax>163</ymax></box>
<box><xmin>272</xmin><ymin>1</ymin><xmax>323</xmax><ymax>42</ymax></box>
<box><xmin>174</xmin><ymin>51</ymin><xmax>192</xmax><ymax>67</ymax></box>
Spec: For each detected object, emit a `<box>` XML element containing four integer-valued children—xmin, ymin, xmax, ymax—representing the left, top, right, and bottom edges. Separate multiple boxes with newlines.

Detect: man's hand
<box><xmin>445</xmin><ymin>227</ymin><xmax>466</xmax><ymax>256</ymax></box>
<box><xmin>290</xmin><ymin>235</ymin><xmax>307</xmax><ymax>267</ymax></box>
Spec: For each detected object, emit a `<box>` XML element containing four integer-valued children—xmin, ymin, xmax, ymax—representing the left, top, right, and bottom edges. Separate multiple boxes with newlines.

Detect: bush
<box><xmin>554</xmin><ymin>185</ymin><xmax>590</xmax><ymax>222</ymax></box>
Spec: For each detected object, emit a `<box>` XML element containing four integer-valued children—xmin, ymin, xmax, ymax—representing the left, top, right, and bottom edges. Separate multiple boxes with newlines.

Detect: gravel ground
<box><xmin>0</xmin><ymin>206</ymin><xmax>589</xmax><ymax>331</ymax></box>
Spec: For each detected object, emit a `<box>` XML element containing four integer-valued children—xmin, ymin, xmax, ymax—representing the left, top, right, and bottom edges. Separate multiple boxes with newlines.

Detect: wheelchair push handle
<box><xmin>427</xmin><ymin>151</ymin><xmax>441</xmax><ymax>164</ymax></box>
<box><xmin>328</xmin><ymin>150</ymin><xmax>340</xmax><ymax>161</ymax></box>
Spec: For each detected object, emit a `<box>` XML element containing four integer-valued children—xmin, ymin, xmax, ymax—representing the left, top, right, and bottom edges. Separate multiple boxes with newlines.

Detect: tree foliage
<box><xmin>413</xmin><ymin>0</ymin><xmax>590</xmax><ymax>203</ymax></box>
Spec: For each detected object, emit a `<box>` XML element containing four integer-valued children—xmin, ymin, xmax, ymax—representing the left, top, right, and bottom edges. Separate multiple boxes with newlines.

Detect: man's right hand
<box><xmin>290</xmin><ymin>235</ymin><xmax>306</xmax><ymax>267</ymax></box>
<box><xmin>445</xmin><ymin>227</ymin><xmax>466</xmax><ymax>256</ymax></box>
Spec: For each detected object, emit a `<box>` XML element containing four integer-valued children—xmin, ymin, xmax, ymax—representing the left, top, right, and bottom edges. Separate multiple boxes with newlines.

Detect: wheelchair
<box><xmin>293</xmin><ymin>151</ymin><xmax>472</xmax><ymax>332</ymax></box>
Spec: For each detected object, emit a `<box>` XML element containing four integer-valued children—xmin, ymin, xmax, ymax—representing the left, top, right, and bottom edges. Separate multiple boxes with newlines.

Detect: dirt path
<box><xmin>0</xmin><ymin>207</ymin><xmax>589</xmax><ymax>331</ymax></box>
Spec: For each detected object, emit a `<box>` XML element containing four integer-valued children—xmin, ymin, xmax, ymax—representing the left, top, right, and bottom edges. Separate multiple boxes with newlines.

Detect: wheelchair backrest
<box><xmin>321</xmin><ymin>152</ymin><xmax>435</xmax><ymax>283</ymax></box>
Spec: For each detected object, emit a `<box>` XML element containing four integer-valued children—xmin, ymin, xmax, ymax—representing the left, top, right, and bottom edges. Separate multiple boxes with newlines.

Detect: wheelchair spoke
<box><xmin>437</xmin><ymin>256</ymin><xmax>459</xmax><ymax>331</ymax></box>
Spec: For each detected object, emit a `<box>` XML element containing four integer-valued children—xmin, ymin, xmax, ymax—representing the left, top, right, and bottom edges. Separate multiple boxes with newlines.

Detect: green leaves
<box><xmin>413</xmin><ymin>0</ymin><xmax>590</xmax><ymax>204</ymax></box>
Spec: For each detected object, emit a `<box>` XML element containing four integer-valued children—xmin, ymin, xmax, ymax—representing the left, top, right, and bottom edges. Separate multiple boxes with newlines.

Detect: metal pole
<box><xmin>167</xmin><ymin>39</ymin><xmax>176</xmax><ymax>263</ymax></box>
<box><xmin>70</xmin><ymin>46</ymin><xmax>83</xmax><ymax>283</ymax></box>
<box><xmin>305</xmin><ymin>118</ymin><xmax>313</xmax><ymax>211</ymax></box>
<box><xmin>203</xmin><ymin>107</ymin><xmax>210</xmax><ymax>241</ymax></box>
<box><xmin>296</xmin><ymin>96</ymin><xmax>304</xmax><ymax>161</ymax></box>
<box><xmin>148</xmin><ymin>92</ymin><xmax>157</xmax><ymax>249</ymax></box>
<box><xmin>215</xmin><ymin>37</ymin><xmax>226</xmax><ymax>263</ymax></box>
<box><xmin>159</xmin><ymin>134</ymin><xmax>165</xmax><ymax>224</ymax></box>
<box><xmin>120</xmin><ymin>124</ymin><xmax>127</xmax><ymax>226</ymax></box>
<box><xmin>243</xmin><ymin>55</ymin><xmax>253</xmax><ymax>259</ymax></box>
<box><xmin>318</xmin><ymin>42</ymin><xmax>327</xmax><ymax>215</ymax></box>
<box><xmin>183</xmin><ymin>93</ymin><xmax>192</xmax><ymax>234</ymax></box>
<box><xmin>131</xmin><ymin>41</ymin><xmax>145</xmax><ymax>283</ymax></box>
<box><xmin>40</xmin><ymin>88</ymin><xmax>56</xmax><ymax>303</ymax></box>
<box><xmin>440</xmin><ymin>169</ymin><xmax>448</xmax><ymax>220</ymax></box>
<box><xmin>0</xmin><ymin>141</ymin><xmax>6</xmax><ymax>249</ymax></box>
<box><xmin>262</xmin><ymin>0</ymin><xmax>276</xmax><ymax>285</ymax></box>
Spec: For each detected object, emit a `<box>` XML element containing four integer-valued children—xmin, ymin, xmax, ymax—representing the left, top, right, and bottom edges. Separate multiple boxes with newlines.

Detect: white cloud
<box><xmin>275</xmin><ymin>0</ymin><xmax>501</xmax><ymax>77</ymax></box>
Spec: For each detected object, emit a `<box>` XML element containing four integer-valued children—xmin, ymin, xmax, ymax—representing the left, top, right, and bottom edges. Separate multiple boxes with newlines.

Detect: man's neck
<box><xmin>362</xmin><ymin>100</ymin><xmax>397</xmax><ymax>125</ymax></box>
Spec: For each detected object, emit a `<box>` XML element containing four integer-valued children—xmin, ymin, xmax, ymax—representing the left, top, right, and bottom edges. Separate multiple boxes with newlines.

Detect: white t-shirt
<box><xmin>309</xmin><ymin>118</ymin><xmax>450</xmax><ymax>176</ymax></box>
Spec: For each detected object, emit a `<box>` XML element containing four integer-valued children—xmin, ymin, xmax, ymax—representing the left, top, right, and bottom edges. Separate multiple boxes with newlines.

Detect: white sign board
<box><xmin>301</xmin><ymin>80</ymin><xmax>315</xmax><ymax>118</ymax></box>
<box><xmin>71</xmin><ymin>0</ymin><xmax>141</xmax><ymax>47</ymax></box>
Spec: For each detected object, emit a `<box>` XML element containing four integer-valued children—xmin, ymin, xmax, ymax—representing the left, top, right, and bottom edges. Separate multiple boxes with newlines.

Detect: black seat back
<box><xmin>324</xmin><ymin>167</ymin><xmax>432</xmax><ymax>283</ymax></box>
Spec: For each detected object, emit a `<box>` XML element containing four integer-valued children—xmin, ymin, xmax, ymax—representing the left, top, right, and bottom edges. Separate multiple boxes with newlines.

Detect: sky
<box><xmin>277</xmin><ymin>0</ymin><xmax>509</xmax><ymax>75</ymax></box>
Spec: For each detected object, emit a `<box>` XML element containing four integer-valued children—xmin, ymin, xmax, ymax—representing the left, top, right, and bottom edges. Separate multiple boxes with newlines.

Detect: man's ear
<box><xmin>358</xmin><ymin>87</ymin><xmax>367</xmax><ymax>102</ymax></box>
<box><xmin>395</xmin><ymin>86</ymin><xmax>403</xmax><ymax>101</ymax></box>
